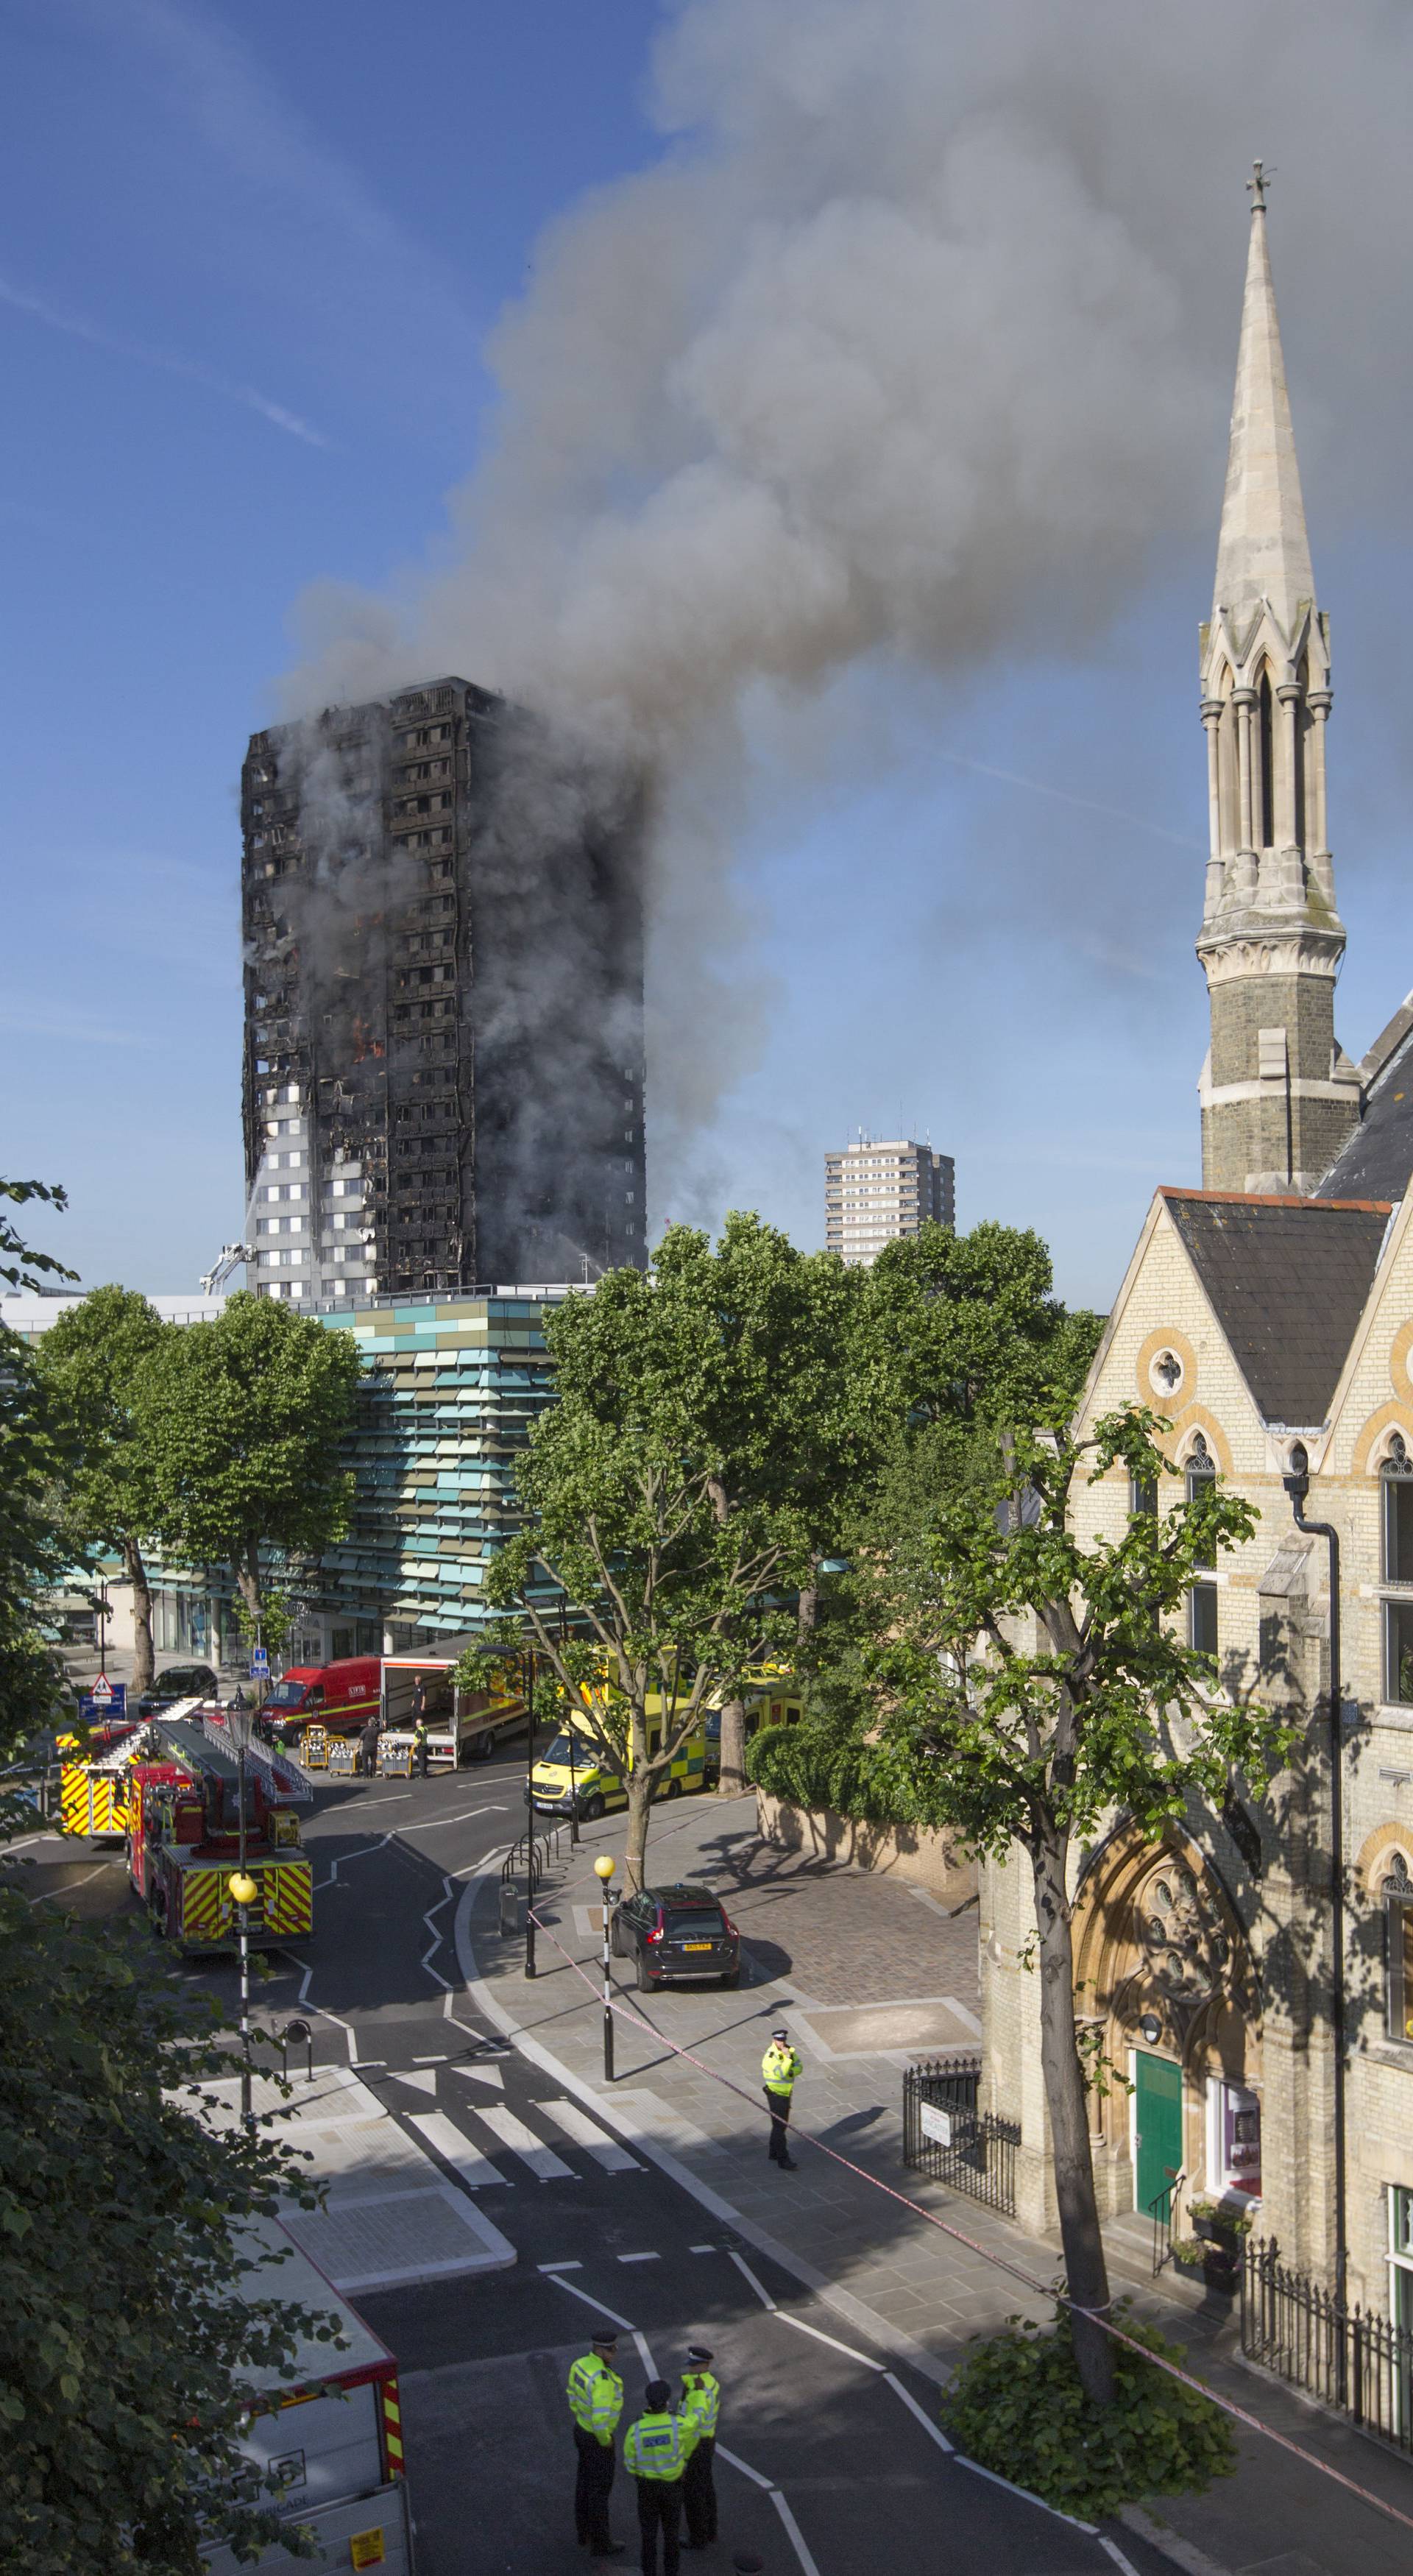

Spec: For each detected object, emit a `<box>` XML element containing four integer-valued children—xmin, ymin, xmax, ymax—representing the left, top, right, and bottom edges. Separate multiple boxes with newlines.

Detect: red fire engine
<box><xmin>126</xmin><ymin>1719</ymin><xmax>314</xmax><ymax>1954</ymax></box>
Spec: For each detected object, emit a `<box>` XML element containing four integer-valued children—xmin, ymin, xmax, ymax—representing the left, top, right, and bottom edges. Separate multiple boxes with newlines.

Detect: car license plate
<box><xmin>683</xmin><ymin>1941</ymin><xmax>713</xmax><ymax>1951</ymax></box>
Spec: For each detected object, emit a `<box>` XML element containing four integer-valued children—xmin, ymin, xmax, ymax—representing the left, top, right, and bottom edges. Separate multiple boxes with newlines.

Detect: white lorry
<box><xmin>378</xmin><ymin>1637</ymin><xmax>526</xmax><ymax>1772</ymax></box>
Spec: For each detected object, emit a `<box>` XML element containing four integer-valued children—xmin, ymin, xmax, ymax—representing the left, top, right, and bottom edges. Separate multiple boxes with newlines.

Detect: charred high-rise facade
<box><xmin>241</xmin><ymin>677</ymin><xmax>647</xmax><ymax>1301</ymax></box>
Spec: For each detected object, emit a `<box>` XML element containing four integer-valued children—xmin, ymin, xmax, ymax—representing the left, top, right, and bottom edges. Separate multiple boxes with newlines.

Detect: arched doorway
<box><xmin>1073</xmin><ymin>1825</ymin><xmax>1261</xmax><ymax>2218</ymax></box>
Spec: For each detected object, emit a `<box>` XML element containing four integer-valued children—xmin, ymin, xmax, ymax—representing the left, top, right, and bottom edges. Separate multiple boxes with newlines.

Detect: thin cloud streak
<box><xmin>0</xmin><ymin>274</ymin><xmax>330</xmax><ymax>447</ymax></box>
<box><xmin>934</xmin><ymin>746</ymin><xmax>1204</xmax><ymax>852</ymax></box>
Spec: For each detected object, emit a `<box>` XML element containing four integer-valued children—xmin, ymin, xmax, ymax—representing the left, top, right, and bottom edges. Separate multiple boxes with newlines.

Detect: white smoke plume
<box><xmin>283</xmin><ymin>0</ymin><xmax>1413</xmax><ymax>1225</ymax></box>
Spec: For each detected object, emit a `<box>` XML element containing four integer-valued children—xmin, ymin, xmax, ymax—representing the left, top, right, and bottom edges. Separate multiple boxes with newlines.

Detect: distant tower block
<box><xmin>824</xmin><ymin>1136</ymin><xmax>955</xmax><ymax>1267</ymax></box>
<box><xmin>1195</xmin><ymin>167</ymin><xmax>1359</xmax><ymax>1194</ymax></box>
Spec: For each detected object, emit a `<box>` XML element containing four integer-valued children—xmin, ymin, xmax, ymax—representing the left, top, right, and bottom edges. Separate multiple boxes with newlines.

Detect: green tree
<box><xmin>755</xmin><ymin>1406</ymin><xmax>1290</xmax><ymax>2406</ymax></box>
<box><xmin>486</xmin><ymin>1217</ymin><xmax>865</xmax><ymax>1886</ymax></box>
<box><xmin>0</xmin><ymin>1179</ymin><xmax>78</xmax><ymax>1295</ymax></box>
<box><xmin>0</xmin><ymin>1183</ymin><xmax>79</xmax><ymax>1772</ymax></box>
<box><xmin>0</xmin><ymin>1195</ymin><xmax>340</xmax><ymax>2571</ymax></box>
<box><xmin>134</xmin><ymin>1292</ymin><xmax>361</xmax><ymax>1644</ymax></box>
<box><xmin>37</xmin><ymin>1287</ymin><xmax>171</xmax><ymax>1697</ymax></box>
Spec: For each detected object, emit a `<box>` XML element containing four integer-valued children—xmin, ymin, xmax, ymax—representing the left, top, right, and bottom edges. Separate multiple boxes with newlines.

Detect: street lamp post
<box><xmin>229</xmin><ymin>1866</ymin><xmax>258</xmax><ymax>2134</ymax></box>
<box><xmin>595</xmin><ymin>1853</ymin><xmax>616</xmax><ymax>2082</ymax></box>
<box><xmin>227</xmin><ymin>1703</ymin><xmax>257</xmax><ymax>2135</ymax></box>
<box><xmin>561</xmin><ymin>1600</ymin><xmax>580</xmax><ymax>1850</ymax></box>
<box><xmin>1282</xmin><ymin>1440</ymin><xmax>1348</xmax><ymax>2346</ymax></box>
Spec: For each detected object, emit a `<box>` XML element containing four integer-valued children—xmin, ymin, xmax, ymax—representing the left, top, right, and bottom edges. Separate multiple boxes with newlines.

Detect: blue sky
<box><xmin>4</xmin><ymin>0</ymin><xmax>1412</xmax><ymax>1315</ymax></box>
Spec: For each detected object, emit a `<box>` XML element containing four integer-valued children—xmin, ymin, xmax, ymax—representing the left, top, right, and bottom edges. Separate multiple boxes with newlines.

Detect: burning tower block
<box><xmin>241</xmin><ymin>678</ymin><xmax>647</xmax><ymax>1302</ymax></box>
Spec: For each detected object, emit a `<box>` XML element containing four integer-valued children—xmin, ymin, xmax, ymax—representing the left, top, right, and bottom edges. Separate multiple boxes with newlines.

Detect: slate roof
<box><xmin>1315</xmin><ymin>1022</ymin><xmax>1413</xmax><ymax>1203</ymax></box>
<box><xmin>1161</xmin><ymin>1189</ymin><xmax>1392</xmax><ymax>1426</ymax></box>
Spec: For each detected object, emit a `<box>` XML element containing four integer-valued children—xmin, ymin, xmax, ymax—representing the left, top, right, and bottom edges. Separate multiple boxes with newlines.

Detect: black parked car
<box><xmin>610</xmin><ymin>1882</ymin><xmax>741</xmax><ymax>1991</ymax></box>
<box><xmin>138</xmin><ymin>1662</ymin><xmax>219</xmax><ymax>1717</ymax></box>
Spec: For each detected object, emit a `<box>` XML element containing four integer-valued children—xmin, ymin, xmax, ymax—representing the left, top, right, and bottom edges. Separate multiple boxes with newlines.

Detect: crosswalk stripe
<box><xmin>471</xmin><ymin>2103</ymin><xmax>576</xmax><ymax>2181</ymax></box>
<box><xmin>536</xmin><ymin>2098</ymin><xmax>642</xmax><ymax>2172</ymax></box>
<box><xmin>407</xmin><ymin>2109</ymin><xmax>513</xmax><ymax>2190</ymax></box>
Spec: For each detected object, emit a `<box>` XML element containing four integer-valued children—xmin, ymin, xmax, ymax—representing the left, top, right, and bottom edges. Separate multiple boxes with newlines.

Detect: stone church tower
<box><xmin>1196</xmin><ymin>169</ymin><xmax>1360</xmax><ymax>1192</ymax></box>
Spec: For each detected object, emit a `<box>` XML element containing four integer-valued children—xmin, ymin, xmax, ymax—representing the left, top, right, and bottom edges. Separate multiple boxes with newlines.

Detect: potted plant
<box><xmin>1172</xmin><ymin>2233</ymin><xmax>1239</xmax><ymax>2293</ymax></box>
<box><xmin>1189</xmin><ymin>2196</ymin><xmax>1253</xmax><ymax>2247</ymax></box>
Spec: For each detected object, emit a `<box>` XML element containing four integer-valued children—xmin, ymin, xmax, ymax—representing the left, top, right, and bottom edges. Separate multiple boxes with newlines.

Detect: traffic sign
<box><xmin>80</xmin><ymin>1681</ymin><xmax>127</xmax><ymax>1726</ymax></box>
<box><xmin>250</xmin><ymin>1645</ymin><xmax>269</xmax><ymax>1676</ymax></box>
<box><xmin>91</xmin><ymin>1675</ymin><xmax>113</xmax><ymax>1708</ymax></box>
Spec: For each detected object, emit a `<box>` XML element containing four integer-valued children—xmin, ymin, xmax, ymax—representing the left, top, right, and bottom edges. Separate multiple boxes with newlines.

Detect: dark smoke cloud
<box><xmin>282</xmin><ymin>0</ymin><xmax>1413</xmax><ymax>1226</ymax></box>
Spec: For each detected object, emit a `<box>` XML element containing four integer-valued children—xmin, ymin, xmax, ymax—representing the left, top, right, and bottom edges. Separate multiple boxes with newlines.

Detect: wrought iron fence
<box><xmin>1242</xmin><ymin>2236</ymin><xmax>1413</xmax><ymax>2455</ymax></box>
<box><xmin>902</xmin><ymin>2056</ymin><xmax>1020</xmax><ymax>2216</ymax></box>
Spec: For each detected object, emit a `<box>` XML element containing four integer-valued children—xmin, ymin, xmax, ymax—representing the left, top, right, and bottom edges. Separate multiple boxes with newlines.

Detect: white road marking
<box><xmin>407</xmin><ymin>2109</ymin><xmax>511</xmax><ymax>2191</ymax></box>
<box><xmin>771</xmin><ymin>2491</ymin><xmax>821</xmax><ymax>2576</ymax></box>
<box><xmin>690</xmin><ymin>2244</ymin><xmax>715</xmax><ymax>2254</ymax></box>
<box><xmin>632</xmin><ymin>2331</ymin><xmax>656</xmax><ymax>2378</ymax></box>
<box><xmin>358</xmin><ymin>1793</ymin><xmax>414</xmax><ymax>1805</ymax></box>
<box><xmin>1097</xmin><ymin>2543</ymin><xmax>1142</xmax><ymax>2575</ymax></box>
<box><xmin>774</xmin><ymin>2310</ymin><xmax>885</xmax><ymax>2371</ymax></box>
<box><xmin>385</xmin><ymin>2068</ymin><xmax>439</xmax><ymax>2096</ymax></box>
<box><xmin>317</xmin><ymin>1830</ymin><xmax>395</xmax><ymax>1890</ymax></box>
<box><xmin>538</xmin><ymin>2260</ymin><xmax>583</xmax><ymax>2274</ymax></box>
<box><xmin>882</xmin><ymin>2371</ymin><xmax>953</xmax><ymax>2452</ymax></box>
<box><xmin>414</xmin><ymin>1804</ymin><xmax>509</xmax><ymax>1827</ymax></box>
<box><xmin>471</xmin><ymin>2103</ymin><xmax>575</xmax><ymax>2181</ymax></box>
<box><xmin>413</xmin><ymin>2053</ymin><xmax>448</xmax><ymax>2063</ymax></box>
<box><xmin>450</xmin><ymin>2064</ymin><xmax>505</xmax><ymax>2092</ymax></box>
<box><xmin>548</xmin><ymin>2274</ymin><xmax>636</xmax><ymax>2332</ymax></box>
<box><xmin>716</xmin><ymin>2444</ymin><xmax>774</xmax><ymax>2493</ymax></box>
<box><xmin>729</xmin><ymin>2250</ymin><xmax>776</xmax><ymax>2311</ymax></box>
<box><xmin>952</xmin><ymin>2455</ymin><xmax>1097</xmax><ymax>2533</ymax></box>
<box><xmin>537</xmin><ymin>2098</ymin><xmax>641</xmax><ymax>2170</ymax></box>
<box><xmin>420</xmin><ymin>1874</ymin><xmax>454</xmax><ymax>1990</ymax></box>
<box><xmin>617</xmin><ymin>2252</ymin><xmax>659</xmax><ymax>2265</ymax></box>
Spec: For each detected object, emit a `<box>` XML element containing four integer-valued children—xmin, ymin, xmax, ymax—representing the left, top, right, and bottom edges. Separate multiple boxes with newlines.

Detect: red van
<box><xmin>257</xmin><ymin>1656</ymin><xmax>381</xmax><ymax>1741</ymax></box>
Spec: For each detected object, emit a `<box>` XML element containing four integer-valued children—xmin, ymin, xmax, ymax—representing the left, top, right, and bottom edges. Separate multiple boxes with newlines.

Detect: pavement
<box><xmin>24</xmin><ymin>1754</ymin><xmax>1413</xmax><ymax>2576</ymax></box>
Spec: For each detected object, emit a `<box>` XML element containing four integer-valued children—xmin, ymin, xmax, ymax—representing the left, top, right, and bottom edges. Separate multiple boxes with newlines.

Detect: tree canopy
<box><xmin>0</xmin><ymin>1199</ymin><xmax>341</xmax><ymax>2571</ymax></box>
<box><xmin>752</xmin><ymin>1400</ymin><xmax>1291</xmax><ymax>2402</ymax></box>
<box><xmin>133</xmin><ymin>1292</ymin><xmax>361</xmax><ymax>1636</ymax></box>
<box><xmin>486</xmin><ymin>1214</ymin><xmax>871</xmax><ymax>1879</ymax></box>
<box><xmin>36</xmin><ymin>1287</ymin><xmax>171</xmax><ymax>1695</ymax></box>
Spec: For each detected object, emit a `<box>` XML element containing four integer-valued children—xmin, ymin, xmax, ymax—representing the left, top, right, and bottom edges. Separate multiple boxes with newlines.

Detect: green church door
<box><xmin>1133</xmin><ymin>2050</ymin><xmax>1183</xmax><ymax>2214</ymax></box>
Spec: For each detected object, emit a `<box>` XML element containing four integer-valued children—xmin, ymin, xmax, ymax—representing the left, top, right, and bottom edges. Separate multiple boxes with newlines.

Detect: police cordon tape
<box><xmin>526</xmin><ymin>1903</ymin><xmax>1413</xmax><ymax>2544</ymax></box>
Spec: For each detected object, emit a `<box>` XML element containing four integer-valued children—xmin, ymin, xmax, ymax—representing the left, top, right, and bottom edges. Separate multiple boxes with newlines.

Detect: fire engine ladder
<box><xmin>196</xmin><ymin>1718</ymin><xmax>314</xmax><ymax>1807</ymax></box>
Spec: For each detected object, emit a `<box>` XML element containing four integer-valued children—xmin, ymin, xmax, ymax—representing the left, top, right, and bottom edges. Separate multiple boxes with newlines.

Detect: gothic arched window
<box><xmin>1186</xmin><ymin>1435</ymin><xmax>1218</xmax><ymax>1668</ymax></box>
<box><xmin>1258</xmin><ymin>670</ymin><xmax>1275</xmax><ymax>847</ymax></box>
<box><xmin>1381</xmin><ymin>1436</ymin><xmax>1413</xmax><ymax>1705</ymax></box>
<box><xmin>1384</xmin><ymin>1851</ymin><xmax>1413</xmax><ymax>2043</ymax></box>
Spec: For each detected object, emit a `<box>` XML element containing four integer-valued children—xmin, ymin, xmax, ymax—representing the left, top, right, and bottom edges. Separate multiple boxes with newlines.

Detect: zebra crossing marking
<box><xmin>472</xmin><ymin>2103</ymin><xmax>576</xmax><ymax>2181</ymax></box>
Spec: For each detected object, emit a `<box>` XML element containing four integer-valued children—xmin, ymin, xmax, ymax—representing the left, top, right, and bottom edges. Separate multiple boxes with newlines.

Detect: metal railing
<box><xmin>902</xmin><ymin>2056</ymin><xmax>1021</xmax><ymax>2217</ymax></box>
<box><xmin>498</xmin><ymin>1822</ymin><xmax>567</xmax><ymax>1972</ymax></box>
<box><xmin>1242</xmin><ymin>2235</ymin><xmax>1413</xmax><ymax>2454</ymax></box>
<box><xmin>1149</xmin><ymin>2168</ymin><xmax>1184</xmax><ymax>2276</ymax></box>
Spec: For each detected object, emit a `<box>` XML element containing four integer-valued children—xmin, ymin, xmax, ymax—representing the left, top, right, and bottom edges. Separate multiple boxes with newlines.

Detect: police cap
<box><xmin>686</xmin><ymin>2346</ymin><xmax>715</xmax><ymax>2365</ymax></box>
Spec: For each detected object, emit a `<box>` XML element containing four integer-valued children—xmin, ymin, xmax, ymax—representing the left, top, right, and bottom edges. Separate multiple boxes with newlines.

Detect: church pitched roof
<box><xmin>1315</xmin><ymin>1019</ymin><xmax>1413</xmax><ymax>1204</ymax></box>
<box><xmin>1211</xmin><ymin>191</ymin><xmax>1315</xmax><ymax>635</ymax></box>
<box><xmin>1162</xmin><ymin>1189</ymin><xmax>1390</xmax><ymax>1425</ymax></box>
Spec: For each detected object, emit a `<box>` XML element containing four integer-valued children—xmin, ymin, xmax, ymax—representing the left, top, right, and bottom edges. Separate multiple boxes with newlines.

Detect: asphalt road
<box><xmin>169</xmin><ymin>1755</ymin><xmax>1178</xmax><ymax>2576</ymax></box>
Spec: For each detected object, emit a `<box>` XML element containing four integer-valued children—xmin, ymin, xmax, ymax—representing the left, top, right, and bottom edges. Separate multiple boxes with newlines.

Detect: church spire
<box><xmin>1195</xmin><ymin>169</ymin><xmax>1359</xmax><ymax>1197</ymax></box>
<box><xmin>1211</xmin><ymin>162</ymin><xmax>1316</xmax><ymax>638</ymax></box>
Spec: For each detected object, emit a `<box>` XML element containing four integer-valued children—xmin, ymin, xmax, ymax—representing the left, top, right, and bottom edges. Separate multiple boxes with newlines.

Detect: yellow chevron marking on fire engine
<box><xmin>263</xmin><ymin>1861</ymin><xmax>313</xmax><ymax>1936</ymax></box>
<box><xmin>60</xmin><ymin>1769</ymin><xmax>89</xmax><ymax>1835</ymax></box>
<box><xmin>180</xmin><ymin>1870</ymin><xmax>223</xmax><ymax>1943</ymax></box>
